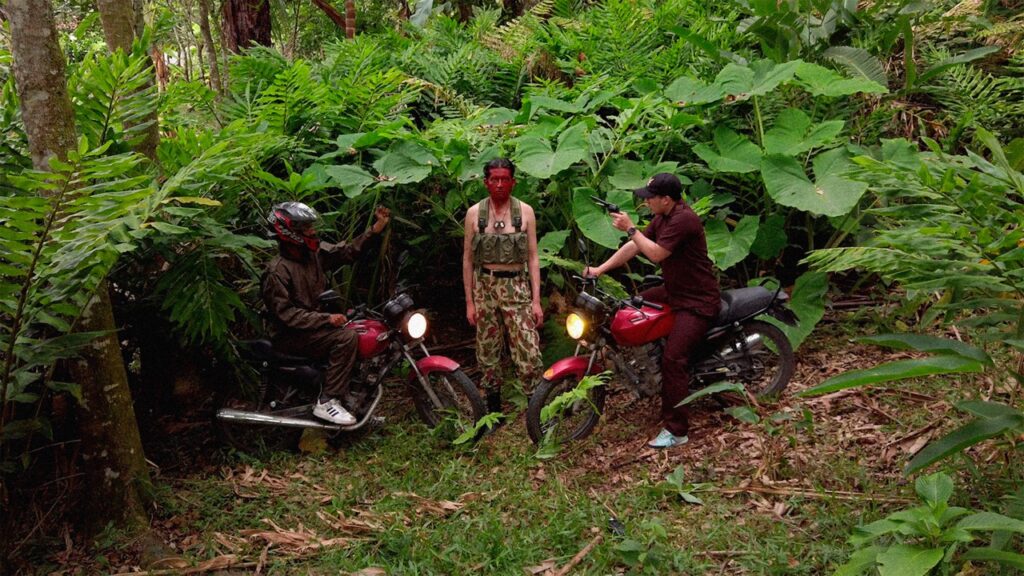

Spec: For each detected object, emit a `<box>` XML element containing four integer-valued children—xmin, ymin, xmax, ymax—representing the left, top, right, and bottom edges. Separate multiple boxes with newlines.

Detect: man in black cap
<box><xmin>584</xmin><ymin>173</ymin><xmax>720</xmax><ymax>448</ymax></box>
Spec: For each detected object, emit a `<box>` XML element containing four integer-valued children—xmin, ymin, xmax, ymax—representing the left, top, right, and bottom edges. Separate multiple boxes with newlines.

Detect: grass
<box><xmin>50</xmin><ymin>319</ymin><xmax>1021</xmax><ymax>575</ymax></box>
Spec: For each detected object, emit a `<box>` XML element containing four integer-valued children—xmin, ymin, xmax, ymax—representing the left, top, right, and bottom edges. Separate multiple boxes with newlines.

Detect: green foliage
<box><xmin>834</xmin><ymin>472</ymin><xmax>1024</xmax><ymax>575</ymax></box>
<box><xmin>805</xmin><ymin>131</ymin><xmax>1024</xmax><ymax>343</ymax></box>
<box><xmin>1</xmin><ymin>140</ymin><xmax>156</xmax><ymax>466</ymax></box>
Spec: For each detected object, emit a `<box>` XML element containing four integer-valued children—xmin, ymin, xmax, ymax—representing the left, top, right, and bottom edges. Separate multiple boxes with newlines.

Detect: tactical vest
<box><xmin>471</xmin><ymin>198</ymin><xmax>528</xmax><ymax>267</ymax></box>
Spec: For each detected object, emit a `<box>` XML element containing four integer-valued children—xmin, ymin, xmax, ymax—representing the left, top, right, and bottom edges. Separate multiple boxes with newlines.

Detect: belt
<box><xmin>480</xmin><ymin>268</ymin><xmax>524</xmax><ymax>278</ymax></box>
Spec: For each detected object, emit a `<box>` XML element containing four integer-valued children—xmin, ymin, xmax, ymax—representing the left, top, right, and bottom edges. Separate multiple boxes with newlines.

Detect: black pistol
<box><xmin>591</xmin><ymin>195</ymin><xmax>621</xmax><ymax>214</ymax></box>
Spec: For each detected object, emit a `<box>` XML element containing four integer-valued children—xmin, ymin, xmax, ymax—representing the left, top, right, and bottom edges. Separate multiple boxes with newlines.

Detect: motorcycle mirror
<box><xmin>577</xmin><ymin>238</ymin><xmax>590</xmax><ymax>268</ymax></box>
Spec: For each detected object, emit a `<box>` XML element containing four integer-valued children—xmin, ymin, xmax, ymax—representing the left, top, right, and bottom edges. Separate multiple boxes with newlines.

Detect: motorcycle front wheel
<box><xmin>525</xmin><ymin>374</ymin><xmax>608</xmax><ymax>445</ymax></box>
<box><xmin>410</xmin><ymin>369</ymin><xmax>486</xmax><ymax>442</ymax></box>
<box><xmin>731</xmin><ymin>320</ymin><xmax>795</xmax><ymax>397</ymax></box>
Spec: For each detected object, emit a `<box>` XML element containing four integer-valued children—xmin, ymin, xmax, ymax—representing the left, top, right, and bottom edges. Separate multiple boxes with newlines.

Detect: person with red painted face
<box><xmin>262</xmin><ymin>201</ymin><xmax>391</xmax><ymax>425</ymax></box>
<box><xmin>462</xmin><ymin>159</ymin><xmax>543</xmax><ymax>418</ymax></box>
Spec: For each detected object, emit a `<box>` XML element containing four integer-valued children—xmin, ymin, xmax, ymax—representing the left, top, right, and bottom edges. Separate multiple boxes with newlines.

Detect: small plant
<box><xmin>534</xmin><ymin>372</ymin><xmax>611</xmax><ymax>458</ymax></box>
<box><xmin>658</xmin><ymin>465</ymin><xmax>712</xmax><ymax>505</ymax></box>
<box><xmin>835</xmin><ymin>472</ymin><xmax>1024</xmax><ymax>575</ymax></box>
<box><xmin>613</xmin><ymin>517</ymin><xmax>688</xmax><ymax>574</ymax></box>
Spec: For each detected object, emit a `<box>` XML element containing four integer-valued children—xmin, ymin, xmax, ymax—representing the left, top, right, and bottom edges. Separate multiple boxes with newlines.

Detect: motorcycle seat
<box><xmin>238</xmin><ymin>339</ymin><xmax>312</xmax><ymax>363</ymax></box>
<box><xmin>715</xmin><ymin>287</ymin><xmax>773</xmax><ymax>325</ymax></box>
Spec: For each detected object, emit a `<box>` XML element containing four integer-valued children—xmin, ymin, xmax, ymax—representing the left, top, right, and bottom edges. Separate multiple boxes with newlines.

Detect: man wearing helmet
<box><xmin>262</xmin><ymin>201</ymin><xmax>391</xmax><ymax>426</ymax></box>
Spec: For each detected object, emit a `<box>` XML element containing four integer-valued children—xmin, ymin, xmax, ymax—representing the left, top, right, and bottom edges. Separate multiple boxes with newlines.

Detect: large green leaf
<box><xmin>793</xmin><ymin>61</ymin><xmax>888</xmax><ymax>97</ymax></box>
<box><xmin>857</xmin><ymin>334</ymin><xmax>992</xmax><ymax>365</ymax></box>
<box><xmin>324</xmin><ymin>164</ymin><xmax>375</xmax><ymax>198</ymax></box>
<box><xmin>875</xmin><ymin>545</ymin><xmax>943</xmax><ymax>576</ymax></box>
<box><xmin>573</xmin><ymin>187</ymin><xmax>625</xmax><ymax>249</ymax></box>
<box><xmin>905</xmin><ymin>414</ymin><xmax>1024</xmax><ymax>474</ymax></box>
<box><xmin>515</xmin><ymin>123</ymin><xmax>589</xmax><ymax>179</ymax></box>
<box><xmin>606</xmin><ymin>159</ymin><xmax>682</xmax><ymax>191</ymax></box>
<box><xmin>823</xmin><ymin>46</ymin><xmax>888</xmax><ymax>86</ymax></box>
<box><xmin>750</xmin><ymin>213</ymin><xmax>787</xmax><ymax>259</ymax></box>
<box><xmin>776</xmin><ymin>270</ymin><xmax>827</xmax><ymax>350</ymax></box>
<box><xmin>917</xmin><ymin>46</ymin><xmax>1001</xmax><ymax>84</ymax></box>
<box><xmin>956</xmin><ymin>512</ymin><xmax>1024</xmax><ymax>534</ymax></box>
<box><xmin>663</xmin><ymin>75</ymin><xmax>724</xmax><ymax>106</ymax></box>
<box><xmin>799</xmin><ymin>356</ymin><xmax>986</xmax><ymax>397</ymax></box>
<box><xmin>961</xmin><ymin>548</ymin><xmax>1024</xmax><ymax>569</ymax></box>
<box><xmin>761</xmin><ymin>149</ymin><xmax>868</xmax><ymax>217</ymax></box>
<box><xmin>705</xmin><ymin>215</ymin><xmax>758</xmax><ymax>270</ymax></box>
<box><xmin>678</xmin><ymin>382</ymin><xmax>746</xmax><ymax>406</ymax></box>
<box><xmin>914</xmin><ymin>472</ymin><xmax>953</xmax><ymax>506</ymax></box>
<box><xmin>712</xmin><ymin>60</ymin><xmax>801</xmax><ymax>101</ymax></box>
<box><xmin>538</xmin><ymin>230</ymin><xmax>571</xmax><ymax>269</ymax></box>
<box><xmin>372</xmin><ymin>146</ymin><xmax>433</xmax><ymax>186</ymax></box>
<box><xmin>763</xmin><ymin>109</ymin><xmax>844</xmax><ymax>156</ymax></box>
<box><xmin>694</xmin><ymin>127</ymin><xmax>762</xmax><ymax>174</ymax></box>
<box><xmin>955</xmin><ymin>400</ymin><xmax>1021</xmax><ymax>419</ymax></box>
<box><xmin>833</xmin><ymin>546</ymin><xmax>882</xmax><ymax>576</ymax></box>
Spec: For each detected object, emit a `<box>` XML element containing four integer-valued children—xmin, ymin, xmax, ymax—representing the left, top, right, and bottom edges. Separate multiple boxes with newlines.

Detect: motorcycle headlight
<box><xmin>403</xmin><ymin>310</ymin><xmax>428</xmax><ymax>340</ymax></box>
<box><xmin>566</xmin><ymin>312</ymin><xmax>587</xmax><ymax>340</ymax></box>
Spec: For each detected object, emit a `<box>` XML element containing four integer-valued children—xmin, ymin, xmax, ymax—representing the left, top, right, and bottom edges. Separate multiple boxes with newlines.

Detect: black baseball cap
<box><xmin>634</xmin><ymin>173</ymin><xmax>682</xmax><ymax>201</ymax></box>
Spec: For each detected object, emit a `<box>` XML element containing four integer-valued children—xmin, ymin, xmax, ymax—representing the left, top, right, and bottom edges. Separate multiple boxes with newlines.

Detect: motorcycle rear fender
<box><xmin>542</xmin><ymin>355</ymin><xmax>605</xmax><ymax>382</ymax></box>
<box><xmin>413</xmin><ymin>355</ymin><xmax>460</xmax><ymax>377</ymax></box>
<box><xmin>768</xmin><ymin>299</ymin><xmax>799</xmax><ymax>326</ymax></box>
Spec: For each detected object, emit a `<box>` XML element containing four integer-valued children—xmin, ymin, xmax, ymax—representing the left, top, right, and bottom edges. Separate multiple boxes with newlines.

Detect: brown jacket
<box><xmin>262</xmin><ymin>231</ymin><xmax>373</xmax><ymax>338</ymax></box>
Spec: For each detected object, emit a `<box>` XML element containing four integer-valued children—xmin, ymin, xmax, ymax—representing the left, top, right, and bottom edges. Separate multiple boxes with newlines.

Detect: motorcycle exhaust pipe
<box><xmin>718</xmin><ymin>333</ymin><xmax>763</xmax><ymax>360</ymax></box>
<box><xmin>215</xmin><ymin>408</ymin><xmax>341</xmax><ymax>430</ymax></box>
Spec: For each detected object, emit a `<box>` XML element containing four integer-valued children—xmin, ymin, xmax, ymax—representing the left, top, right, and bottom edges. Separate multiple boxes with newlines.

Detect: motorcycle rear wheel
<box><xmin>525</xmin><ymin>374</ymin><xmax>607</xmax><ymax>445</ymax></box>
<box><xmin>411</xmin><ymin>369</ymin><xmax>486</xmax><ymax>442</ymax></box>
<box><xmin>731</xmin><ymin>320</ymin><xmax>795</xmax><ymax>397</ymax></box>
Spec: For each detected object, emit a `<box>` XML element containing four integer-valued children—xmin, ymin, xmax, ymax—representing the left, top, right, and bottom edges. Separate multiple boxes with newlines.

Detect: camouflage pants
<box><xmin>473</xmin><ymin>272</ymin><xmax>542</xmax><ymax>393</ymax></box>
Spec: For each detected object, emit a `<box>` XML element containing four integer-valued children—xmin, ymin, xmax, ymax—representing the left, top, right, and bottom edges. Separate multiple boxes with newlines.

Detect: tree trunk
<box><xmin>96</xmin><ymin>0</ymin><xmax>136</xmax><ymax>53</ymax></box>
<box><xmin>7</xmin><ymin>0</ymin><xmax>76</xmax><ymax>170</ymax></box>
<box><xmin>503</xmin><ymin>0</ymin><xmax>524</xmax><ymax>19</ymax></box>
<box><xmin>95</xmin><ymin>0</ymin><xmax>160</xmax><ymax>161</ymax></box>
<box><xmin>7</xmin><ymin>0</ymin><xmax>151</xmax><ymax>534</ymax></box>
<box><xmin>222</xmin><ymin>0</ymin><xmax>273</xmax><ymax>53</ymax></box>
<box><xmin>344</xmin><ymin>0</ymin><xmax>355</xmax><ymax>39</ymax></box>
<box><xmin>198</xmin><ymin>0</ymin><xmax>223</xmax><ymax>92</ymax></box>
<box><xmin>71</xmin><ymin>285</ymin><xmax>152</xmax><ymax>533</ymax></box>
<box><xmin>310</xmin><ymin>0</ymin><xmax>346</xmax><ymax>31</ymax></box>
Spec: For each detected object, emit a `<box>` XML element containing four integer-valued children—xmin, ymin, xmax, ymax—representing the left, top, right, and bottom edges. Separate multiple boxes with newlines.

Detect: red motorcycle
<box><xmin>217</xmin><ymin>286</ymin><xmax>485</xmax><ymax>451</ymax></box>
<box><xmin>525</xmin><ymin>271</ymin><xmax>797</xmax><ymax>445</ymax></box>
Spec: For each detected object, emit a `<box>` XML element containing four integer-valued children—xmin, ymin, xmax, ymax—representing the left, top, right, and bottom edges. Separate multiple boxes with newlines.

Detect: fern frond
<box><xmin>69</xmin><ymin>49</ymin><xmax>158</xmax><ymax>150</ymax></box>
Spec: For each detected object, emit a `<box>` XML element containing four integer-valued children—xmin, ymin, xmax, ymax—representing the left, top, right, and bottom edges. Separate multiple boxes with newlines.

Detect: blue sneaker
<box><xmin>648</xmin><ymin>429</ymin><xmax>689</xmax><ymax>449</ymax></box>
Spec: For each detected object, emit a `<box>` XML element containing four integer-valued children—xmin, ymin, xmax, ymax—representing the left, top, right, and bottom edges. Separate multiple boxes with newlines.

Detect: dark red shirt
<box><xmin>642</xmin><ymin>202</ymin><xmax>720</xmax><ymax>317</ymax></box>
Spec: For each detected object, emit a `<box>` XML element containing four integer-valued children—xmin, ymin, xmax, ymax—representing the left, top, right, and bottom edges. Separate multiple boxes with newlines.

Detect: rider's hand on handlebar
<box><xmin>582</xmin><ymin>266</ymin><xmax>601</xmax><ymax>279</ymax></box>
<box><xmin>329</xmin><ymin>313</ymin><xmax>348</xmax><ymax>327</ymax></box>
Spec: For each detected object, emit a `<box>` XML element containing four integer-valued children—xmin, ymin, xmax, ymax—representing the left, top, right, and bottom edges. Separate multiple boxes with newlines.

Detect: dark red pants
<box><xmin>274</xmin><ymin>327</ymin><xmax>359</xmax><ymax>399</ymax></box>
<box><xmin>642</xmin><ymin>287</ymin><xmax>713</xmax><ymax>437</ymax></box>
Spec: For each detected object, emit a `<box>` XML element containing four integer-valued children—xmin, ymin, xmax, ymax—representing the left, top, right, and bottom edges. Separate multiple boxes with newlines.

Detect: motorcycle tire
<box><xmin>734</xmin><ymin>320</ymin><xmax>795</xmax><ymax>397</ymax></box>
<box><xmin>410</xmin><ymin>368</ymin><xmax>487</xmax><ymax>443</ymax></box>
<box><xmin>525</xmin><ymin>374</ymin><xmax>607</xmax><ymax>445</ymax></box>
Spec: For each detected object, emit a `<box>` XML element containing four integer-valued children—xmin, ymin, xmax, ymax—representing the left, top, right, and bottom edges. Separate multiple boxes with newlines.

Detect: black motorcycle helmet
<box><xmin>267</xmin><ymin>201</ymin><xmax>320</xmax><ymax>252</ymax></box>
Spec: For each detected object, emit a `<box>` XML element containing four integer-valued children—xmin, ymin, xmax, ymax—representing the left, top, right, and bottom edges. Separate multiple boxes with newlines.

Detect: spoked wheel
<box><xmin>525</xmin><ymin>374</ymin><xmax>607</xmax><ymax>445</ymax></box>
<box><xmin>731</xmin><ymin>320</ymin><xmax>795</xmax><ymax>397</ymax></box>
<box><xmin>411</xmin><ymin>369</ymin><xmax>486</xmax><ymax>443</ymax></box>
<box><xmin>215</xmin><ymin>399</ymin><xmax>303</xmax><ymax>455</ymax></box>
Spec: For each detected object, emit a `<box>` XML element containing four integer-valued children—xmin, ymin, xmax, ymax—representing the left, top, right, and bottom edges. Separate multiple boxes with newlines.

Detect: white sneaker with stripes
<box><xmin>313</xmin><ymin>397</ymin><xmax>356</xmax><ymax>426</ymax></box>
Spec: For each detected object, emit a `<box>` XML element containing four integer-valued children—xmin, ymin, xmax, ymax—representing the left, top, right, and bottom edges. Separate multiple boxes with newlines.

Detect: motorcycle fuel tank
<box><xmin>349</xmin><ymin>319</ymin><xmax>389</xmax><ymax>358</ymax></box>
<box><xmin>610</xmin><ymin>305</ymin><xmax>675</xmax><ymax>347</ymax></box>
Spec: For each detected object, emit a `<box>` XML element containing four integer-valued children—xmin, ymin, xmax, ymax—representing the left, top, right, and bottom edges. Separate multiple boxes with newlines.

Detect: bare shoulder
<box><xmin>517</xmin><ymin>198</ymin><xmax>537</xmax><ymax>219</ymax></box>
<box><xmin>465</xmin><ymin>202</ymin><xmax>479</xmax><ymax>222</ymax></box>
